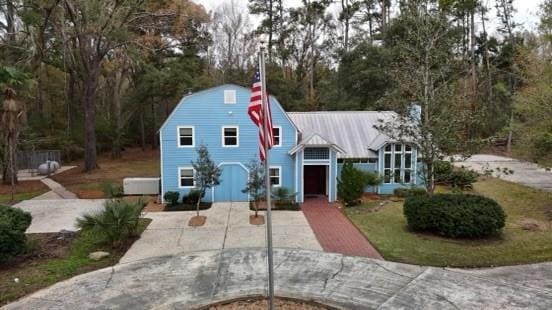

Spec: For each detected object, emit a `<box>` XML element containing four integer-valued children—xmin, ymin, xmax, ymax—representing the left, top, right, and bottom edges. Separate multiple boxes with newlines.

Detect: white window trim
<box><xmin>273</xmin><ymin>126</ymin><xmax>282</xmax><ymax>147</ymax></box>
<box><xmin>224</xmin><ymin>90</ymin><xmax>236</xmax><ymax>104</ymax></box>
<box><xmin>269</xmin><ymin>166</ymin><xmax>282</xmax><ymax>187</ymax></box>
<box><xmin>178</xmin><ymin>166</ymin><xmax>195</xmax><ymax>189</ymax></box>
<box><xmin>177</xmin><ymin>126</ymin><xmax>195</xmax><ymax>148</ymax></box>
<box><xmin>382</xmin><ymin>143</ymin><xmax>416</xmax><ymax>185</ymax></box>
<box><xmin>222</xmin><ymin>125</ymin><xmax>239</xmax><ymax>147</ymax></box>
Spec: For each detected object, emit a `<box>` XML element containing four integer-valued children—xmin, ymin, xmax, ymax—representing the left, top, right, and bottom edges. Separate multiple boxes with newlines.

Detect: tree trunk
<box><xmin>268</xmin><ymin>0</ymin><xmax>273</xmax><ymax>61</ymax></box>
<box><xmin>111</xmin><ymin>70</ymin><xmax>123</xmax><ymax>159</ymax></box>
<box><xmin>82</xmin><ymin>69</ymin><xmax>99</xmax><ymax>172</ymax></box>
<box><xmin>140</xmin><ymin>107</ymin><xmax>146</xmax><ymax>151</ymax></box>
<box><xmin>6</xmin><ymin>0</ymin><xmax>16</xmax><ymax>43</ymax></box>
<box><xmin>481</xmin><ymin>7</ymin><xmax>493</xmax><ymax>105</ymax></box>
<box><xmin>151</xmin><ymin>99</ymin><xmax>157</xmax><ymax>150</ymax></box>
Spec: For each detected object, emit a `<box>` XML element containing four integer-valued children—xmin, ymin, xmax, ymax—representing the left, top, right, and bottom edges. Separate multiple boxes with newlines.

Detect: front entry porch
<box><xmin>303</xmin><ymin>165</ymin><xmax>328</xmax><ymax>197</ymax></box>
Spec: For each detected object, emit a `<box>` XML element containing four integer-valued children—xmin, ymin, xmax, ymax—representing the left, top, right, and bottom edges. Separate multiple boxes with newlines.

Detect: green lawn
<box><xmin>0</xmin><ymin>218</ymin><xmax>151</xmax><ymax>305</ymax></box>
<box><xmin>0</xmin><ymin>190</ymin><xmax>48</xmax><ymax>205</ymax></box>
<box><xmin>345</xmin><ymin>178</ymin><xmax>552</xmax><ymax>267</ymax></box>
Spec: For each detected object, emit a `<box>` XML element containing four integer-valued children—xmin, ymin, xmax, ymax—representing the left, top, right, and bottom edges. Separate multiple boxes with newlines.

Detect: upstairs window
<box><xmin>179</xmin><ymin>167</ymin><xmax>195</xmax><ymax>188</ymax></box>
<box><xmin>224</xmin><ymin>90</ymin><xmax>236</xmax><ymax>104</ymax></box>
<box><xmin>222</xmin><ymin>126</ymin><xmax>239</xmax><ymax>147</ymax></box>
<box><xmin>272</xmin><ymin>126</ymin><xmax>281</xmax><ymax>147</ymax></box>
<box><xmin>269</xmin><ymin>167</ymin><xmax>281</xmax><ymax>187</ymax></box>
<box><xmin>178</xmin><ymin>126</ymin><xmax>194</xmax><ymax>147</ymax></box>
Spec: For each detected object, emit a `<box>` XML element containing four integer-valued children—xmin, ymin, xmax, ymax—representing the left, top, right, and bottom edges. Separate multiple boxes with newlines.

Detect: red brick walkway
<box><xmin>301</xmin><ymin>197</ymin><xmax>383</xmax><ymax>259</ymax></box>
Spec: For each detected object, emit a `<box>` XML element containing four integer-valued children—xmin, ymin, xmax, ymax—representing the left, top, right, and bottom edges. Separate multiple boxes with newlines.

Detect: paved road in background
<box><xmin>454</xmin><ymin>154</ymin><xmax>552</xmax><ymax>192</ymax></box>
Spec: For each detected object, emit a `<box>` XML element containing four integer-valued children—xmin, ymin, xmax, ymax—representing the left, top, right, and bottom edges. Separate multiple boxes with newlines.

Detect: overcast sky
<box><xmin>196</xmin><ymin>0</ymin><xmax>542</xmax><ymax>35</ymax></box>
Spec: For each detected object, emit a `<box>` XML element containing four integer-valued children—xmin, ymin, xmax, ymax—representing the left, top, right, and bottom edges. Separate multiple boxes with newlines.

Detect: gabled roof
<box><xmin>287</xmin><ymin>111</ymin><xmax>398</xmax><ymax>158</ymax></box>
<box><xmin>288</xmin><ymin>132</ymin><xmax>345</xmax><ymax>155</ymax></box>
<box><xmin>158</xmin><ymin>84</ymin><xmax>298</xmax><ymax>133</ymax></box>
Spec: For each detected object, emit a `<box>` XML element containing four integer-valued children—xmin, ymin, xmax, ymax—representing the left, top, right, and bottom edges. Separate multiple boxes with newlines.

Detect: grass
<box><xmin>0</xmin><ymin>218</ymin><xmax>151</xmax><ymax>305</ymax></box>
<box><xmin>0</xmin><ymin>190</ymin><xmax>48</xmax><ymax>205</ymax></box>
<box><xmin>345</xmin><ymin>177</ymin><xmax>552</xmax><ymax>267</ymax></box>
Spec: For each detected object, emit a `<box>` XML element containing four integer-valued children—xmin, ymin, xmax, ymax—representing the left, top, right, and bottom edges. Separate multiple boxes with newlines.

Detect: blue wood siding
<box><xmin>160</xmin><ymin>84</ymin><xmax>297</xmax><ymax>202</ymax></box>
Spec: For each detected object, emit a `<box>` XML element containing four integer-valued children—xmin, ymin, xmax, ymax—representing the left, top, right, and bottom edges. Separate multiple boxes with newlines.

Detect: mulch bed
<box><xmin>189</xmin><ymin>215</ymin><xmax>206</xmax><ymax>227</ymax></box>
<box><xmin>250</xmin><ymin>201</ymin><xmax>301</xmax><ymax>211</ymax></box>
<box><xmin>0</xmin><ymin>181</ymin><xmax>48</xmax><ymax>195</ymax></box>
<box><xmin>249</xmin><ymin>215</ymin><xmax>265</xmax><ymax>225</ymax></box>
<box><xmin>203</xmin><ymin>297</ymin><xmax>334</xmax><ymax>310</ymax></box>
<box><xmin>165</xmin><ymin>202</ymin><xmax>212</xmax><ymax>212</ymax></box>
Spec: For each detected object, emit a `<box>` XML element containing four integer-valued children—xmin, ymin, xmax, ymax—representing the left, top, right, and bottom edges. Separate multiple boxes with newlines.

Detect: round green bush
<box><xmin>403</xmin><ymin>194</ymin><xmax>506</xmax><ymax>238</ymax></box>
<box><xmin>0</xmin><ymin>205</ymin><xmax>32</xmax><ymax>263</ymax></box>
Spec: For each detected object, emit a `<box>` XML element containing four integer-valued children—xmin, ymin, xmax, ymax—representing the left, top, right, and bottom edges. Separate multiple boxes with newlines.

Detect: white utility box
<box><xmin>123</xmin><ymin>177</ymin><xmax>160</xmax><ymax>195</ymax></box>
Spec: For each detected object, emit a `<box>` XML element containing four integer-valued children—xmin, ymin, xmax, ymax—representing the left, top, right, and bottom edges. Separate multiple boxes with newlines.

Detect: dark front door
<box><xmin>304</xmin><ymin>165</ymin><xmax>327</xmax><ymax>196</ymax></box>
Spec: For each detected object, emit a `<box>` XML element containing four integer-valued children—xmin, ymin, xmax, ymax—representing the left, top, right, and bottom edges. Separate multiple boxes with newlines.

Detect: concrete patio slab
<box><xmin>121</xmin><ymin>202</ymin><xmax>322</xmax><ymax>264</ymax></box>
<box><xmin>13</xmin><ymin>199</ymin><xmax>106</xmax><ymax>233</ymax></box>
<box><xmin>5</xmin><ymin>248</ymin><xmax>552</xmax><ymax>310</ymax></box>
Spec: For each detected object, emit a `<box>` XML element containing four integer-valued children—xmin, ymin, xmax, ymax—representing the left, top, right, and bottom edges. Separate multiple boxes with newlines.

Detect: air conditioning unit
<box><xmin>123</xmin><ymin>178</ymin><xmax>160</xmax><ymax>195</ymax></box>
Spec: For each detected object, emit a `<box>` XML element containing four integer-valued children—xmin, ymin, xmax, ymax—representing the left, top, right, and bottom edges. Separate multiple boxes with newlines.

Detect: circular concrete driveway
<box><xmin>4</xmin><ymin>248</ymin><xmax>552</xmax><ymax>309</ymax></box>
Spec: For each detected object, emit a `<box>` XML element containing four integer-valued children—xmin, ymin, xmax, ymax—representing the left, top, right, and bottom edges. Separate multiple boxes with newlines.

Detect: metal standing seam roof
<box><xmin>287</xmin><ymin>111</ymin><xmax>398</xmax><ymax>158</ymax></box>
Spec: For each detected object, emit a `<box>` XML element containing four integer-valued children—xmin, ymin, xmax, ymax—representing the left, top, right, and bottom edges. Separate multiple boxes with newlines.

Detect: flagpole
<box><xmin>259</xmin><ymin>45</ymin><xmax>275</xmax><ymax>310</ymax></box>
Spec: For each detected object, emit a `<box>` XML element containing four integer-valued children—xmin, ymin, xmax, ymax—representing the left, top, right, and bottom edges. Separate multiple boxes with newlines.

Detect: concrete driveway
<box><xmin>13</xmin><ymin>199</ymin><xmax>106</xmax><ymax>233</ymax></box>
<box><xmin>120</xmin><ymin>202</ymin><xmax>322</xmax><ymax>263</ymax></box>
<box><xmin>5</xmin><ymin>248</ymin><xmax>552</xmax><ymax>309</ymax></box>
<box><xmin>454</xmin><ymin>154</ymin><xmax>552</xmax><ymax>192</ymax></box>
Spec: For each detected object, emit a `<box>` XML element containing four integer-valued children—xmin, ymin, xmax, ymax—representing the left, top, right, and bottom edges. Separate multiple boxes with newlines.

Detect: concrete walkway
<box><xmin>39</xmin><ymin>178</ymin><xmax>78</xmax><ymax>199</ymax></box>
<box><xmin>5</xmin><ymin>248</ymin><xmax>552</xmax><ymax>309</ymax></box>
<box><xmin>121</xmin><ymin>202</ymin><xmax>322</xmax><ymax>263</ymax></box>
<box><xmin>454</xmin><ymin>154</ymin><xmax>552</xmax><ymax>192</ymax></box>
<box><xmin>301</xmin><ymin>197</ymin><xmax>383</xmax><ymax>259</ymax></box>
<box><xmin>13</xmin><ymin>199</ymin><xmax>106</xmax><ymax>233</ymax></box>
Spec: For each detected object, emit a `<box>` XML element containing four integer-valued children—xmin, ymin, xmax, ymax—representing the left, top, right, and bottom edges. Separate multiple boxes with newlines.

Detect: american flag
<box><xmin>248</xmin><ymin>64</ymin><xmax>274</xmax><ymax>162</ymax></box>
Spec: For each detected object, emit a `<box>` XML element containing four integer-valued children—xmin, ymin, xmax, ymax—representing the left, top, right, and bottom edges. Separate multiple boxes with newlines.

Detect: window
<box><xmin>224</xmin><ymin>90</ymin><xmax>236</xmax><ymax>104</ymax></box>
<box><xmin>179</xmin><ymin>168</ymin><xmax>195</xmax><ymax>188</ymax></box>
<box><xmin>383</xmin><ymin>143</ymin><xmax>415</xmax><ymax>184</ymax></box>
<box><xmin>269</xmin><ymin>167</ymin><xmax>281</xmax><ymax>187</ymax></box>
<box><xmin>304</xmin><ymin>147</ymin><xmax>329</xmax><ymax>160</ymax></box>
<box><xmin>178</xmin><ymin>126</ymin><xmax>194</xmax><ymax>147</ymax></box>
<box><xmin>222</xmin><ymin>126</ymin><xmax>239</xmax><ymax>147</ymax></box>
<box><xmin>272</xmin><ymin>126</ymin><xmax>281</xmax><ymax>146</ymax></box>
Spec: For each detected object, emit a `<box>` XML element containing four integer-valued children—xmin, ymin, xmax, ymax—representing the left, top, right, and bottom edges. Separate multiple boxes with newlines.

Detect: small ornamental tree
<box><xmin>338</xmin><ymin>160</ymin><xmax>381</xmax><ymax>206</ymax></box>
<box><xmin>191</xmin><ymin>145</ymin><xmax>221</xmax><ymax>217</ymax></box>
<box><xmin>243</xmin><ymin>160</ymin><xmax>265</xmax><ymax>218</ymax></box>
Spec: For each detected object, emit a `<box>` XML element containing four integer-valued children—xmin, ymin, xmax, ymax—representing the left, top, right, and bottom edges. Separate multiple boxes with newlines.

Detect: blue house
<box><xmin>159</xmin><ymin>84</ymin><xmax>423</xmax><ymax>203</ymax></box>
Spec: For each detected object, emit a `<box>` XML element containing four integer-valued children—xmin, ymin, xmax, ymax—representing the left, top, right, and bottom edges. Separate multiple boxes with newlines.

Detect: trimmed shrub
<box><xmin>76</xmin><ymin>199</ymin><xmax>145</xmax><ymax>247</ymax></box>
<box><xmin>101</xmin><ymin>182</ymin><xmax>124</xmax><ymax>198</ymax></box>
<box><xmin>163</xmin><ymin>191</ymin><xmax>180</xmax><ymax>206</ymax></box>
<box><xmin>393</xmin><ymin>187</ymin><xmax>427</xmax><ymax>198</ymax></box>
<box><xmin>338</xmin><ymin>161</ymin><xmax>381</xmax><ymax>206</ymax></box>
<box><xmin>403</xmin><ymin>194</ymin><xmax>506</xmax><ymax>238</ymax></box>
<box><xmin>272</xmin><ymin>186</ymin><xmax>297</xmax><ymax>205</ymax></box>
<box><xmin>434</xmin><ymin>160</ymin><xmax>479</xmax><ymax>190</ymax></box>
<box><xmin>0</xmin><ymin>205</ymin><xmax>32</xmax><ymax>263</ymax></box>
<box><xmin>182</xmin><ymin>189</ymin><xmax>202</xmax><ymax>205</ymax></box>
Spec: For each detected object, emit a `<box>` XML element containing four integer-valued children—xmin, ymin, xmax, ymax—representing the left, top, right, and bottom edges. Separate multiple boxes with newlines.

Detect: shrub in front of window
<box><xmin>183</xmin><ymin>189</ymin><xmax>202</xmax><ymax>205</ymax></box>
<box><xmin>338</xmin><ymin>160</ymin><xmax>381</xmax><ymax>206</ymax></box>
<box><xmin>163</xmin><ymin>191</ymin><xmax>180</xmax><ymax>206</ymax></box>
<box><xmin>403</xmin><ymin>194</ymin><xmax>506</xmax><ymax>238</ymax></box>
<box><xmin>191</xmin><ymin>145</ymin><xmax>221</xmax><ymax>217</ymax></box>
<box><xmin>0</xmin><ymin>205</ymin><xmax>32</xmax><ymax>263</ymax></box>
<box><xmin>393</xmin><ymin>187</ymin><xmax>427</xmax><ymax>198</ymax></box>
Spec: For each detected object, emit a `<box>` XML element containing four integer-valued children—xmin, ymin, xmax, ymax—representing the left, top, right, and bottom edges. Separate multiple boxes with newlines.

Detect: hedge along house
<box><xmin>159</xmin><ymin>84</ymin><xmax>423</xmax><ymax>203</ymax></box>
